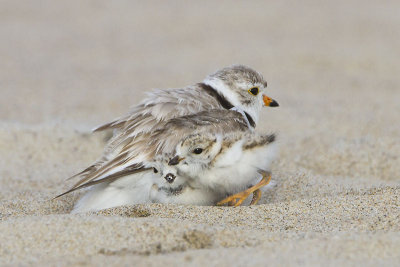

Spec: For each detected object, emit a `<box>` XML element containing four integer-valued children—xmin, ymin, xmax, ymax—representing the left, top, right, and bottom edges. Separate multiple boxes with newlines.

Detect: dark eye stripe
<box><xmin>248</xmin><ymin>87</ymin><xmax>259</xmax><ymax>96</ymax></box>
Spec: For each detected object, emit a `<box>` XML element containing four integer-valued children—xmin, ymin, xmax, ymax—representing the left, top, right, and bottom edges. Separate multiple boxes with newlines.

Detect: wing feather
<box><xmin>59</xmin><ymin>85</ymin><xmax>249</xmax><ymax>196</ymax></box>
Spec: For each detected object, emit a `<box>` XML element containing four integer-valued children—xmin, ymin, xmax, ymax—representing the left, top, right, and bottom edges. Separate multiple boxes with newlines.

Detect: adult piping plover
<box><xmin>62</xmin><ymin>65</ymin><xmax>278</xmax><ymax>193</ymax></box>
<box><xmin>168</xmin><ymin>131</ymin><xmax>277</xmax><ymax>206</ymax></box>
<box><xmin>58</xmin><ymin>65</ymin><xmax>279</xmax><ymax>212</ymax></box>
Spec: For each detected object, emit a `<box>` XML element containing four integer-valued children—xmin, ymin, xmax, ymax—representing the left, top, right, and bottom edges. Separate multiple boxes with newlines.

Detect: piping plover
<box><xmin>69</xmin><ymin>109</ymin><xmax>254</xmax><ymax>212</ymax></box>
<box><xmin>168</xmin><ymin>131</ymin><xmax>277</xmax><ymax>206</ymax></box>
<box><xmin>149</xmin><ymin>128</ymin><xmax>277</xmax><ymax>207</ymax></box>
<box><xmin>149</xmin><ymin>155</ymin><xmax>218</xmax><ymax>205</ymax></box>
<box><xmin>57</xmin><ymin>65</ymin><xmax>279</xmax><ymax>212</ymax></box>
<box><xmin>63</xmin><ymin>65</ymin><xmax>278</xmax><ymax>192</ymax></box>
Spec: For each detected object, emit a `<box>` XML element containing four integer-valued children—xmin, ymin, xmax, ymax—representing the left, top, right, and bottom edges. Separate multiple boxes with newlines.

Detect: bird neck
<box><xmin>199</xmin><ymin>81</ymin><xmax>256</xmax><ymax>129</ymax></box>
<box><xmin>198</xmin><ymin>82</ymin><xmax>234</xmax><ymax>110</ymax></box>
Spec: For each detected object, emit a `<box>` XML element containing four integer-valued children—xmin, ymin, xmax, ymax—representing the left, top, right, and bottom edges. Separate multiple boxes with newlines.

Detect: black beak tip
<box><xmin>168</xmin><ymin>156</ymin><xmax>180</xmax><ymax>166</ymax></box>
<box><xmin>270</xmin><ymin>99</ymin><xmax>279</xmax><ymax>107</ymax></box>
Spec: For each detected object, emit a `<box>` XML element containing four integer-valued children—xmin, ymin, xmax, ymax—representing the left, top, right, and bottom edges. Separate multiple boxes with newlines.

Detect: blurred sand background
<box><xmin>1</xmin><ymin>0</ymin><xmax>399</xmax><ymax>265</ymax></box>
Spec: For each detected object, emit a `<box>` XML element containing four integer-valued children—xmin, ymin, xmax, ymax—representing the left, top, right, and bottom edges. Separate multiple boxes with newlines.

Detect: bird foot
<box><xmin>216</xmin><ymin>171</ymin><xmax>271</xmax><ymax>207</ymax></box>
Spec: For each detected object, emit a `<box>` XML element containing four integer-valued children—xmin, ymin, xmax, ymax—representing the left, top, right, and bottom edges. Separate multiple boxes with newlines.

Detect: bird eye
<box><xmin>193</xmin><ymin>148</ymin><xmax>203</xmax><ymax>154</ymax></box>
<box><xmin>164</xmin><ymin>173</ymin><xmax>176</xmax><ymax>183</ymax></box>
<box><xmin>248</xmin><ymin>87</ymin><xmax>259</xmax><ymax>96</ymax></box>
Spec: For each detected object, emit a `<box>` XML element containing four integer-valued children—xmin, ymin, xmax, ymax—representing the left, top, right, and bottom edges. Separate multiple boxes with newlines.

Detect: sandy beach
<box><xmin>1</xmin><ymin>0</ymin><xmax>399</xmax><ymax>265</ymax></box>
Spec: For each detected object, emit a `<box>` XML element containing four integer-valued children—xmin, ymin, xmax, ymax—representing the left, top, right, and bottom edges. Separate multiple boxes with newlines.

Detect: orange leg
<box><xmin>217</xmin><ymin>171</ymin><xmax>272</xmax><ymax>207</ymax></box>
<box><xmin>250</xmin><ymin>189</ymin><xmax>262</xmax><ymax>205</ymax></box>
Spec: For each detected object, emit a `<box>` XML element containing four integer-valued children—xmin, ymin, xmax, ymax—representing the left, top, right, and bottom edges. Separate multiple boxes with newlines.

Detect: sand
<box><xmin>1</xmin><ymin>0</ymin><xmax>399</xmax><ymax>265</ymax></box>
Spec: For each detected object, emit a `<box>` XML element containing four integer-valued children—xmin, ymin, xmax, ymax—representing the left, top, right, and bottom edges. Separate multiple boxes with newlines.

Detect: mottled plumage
<box><xmin>69</xmin><ymin>110</ymin><xmax>252</xmax><ymax>212</ymax></box>
<box><xmin>149</xmin><ymin>154</ymin><xmax>218</xmax><ymax>205</ymax></box>
<box><xmin>170</xmin><ymin>131</ymin><xmax>277</xmax><ymax>199</ymax></box>
<box><xmin>147</xmin><ymin>128</ymin><xmax>277</xmax><ymax>206</ymax></box>
<box><xmin>58</xmin><ymin>65</ymin><xmax>279</xmax><ymax>212</ymax></box>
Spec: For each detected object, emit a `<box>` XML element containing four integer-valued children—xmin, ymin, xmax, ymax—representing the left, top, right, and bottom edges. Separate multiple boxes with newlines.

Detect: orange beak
<box><xmin>262</xmin><ymin>94</ymin><xmax>279</xmax><ymax>107</ymax></box>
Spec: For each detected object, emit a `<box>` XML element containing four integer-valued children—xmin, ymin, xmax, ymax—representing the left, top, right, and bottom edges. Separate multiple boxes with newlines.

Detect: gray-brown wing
<box><xmin>61</xmin><ymin>109</ymin><xmax>249</xmax><ymax>195</ymax></box>
<box><xmin>64</xmin><ymin>85</ymin><xmax>221</xmax><ymax>187</ymax></box>
<box><xmin>150</xmin><ymin>109</ymin><xmax>250</xmax><ymax>154</ymax></box>
<box><xmin>91</xmin><ymin>85</ymin><xmax>223</xmax><ymax>162</ymax></box>
<box><xmin>93</xmin><ymin>86</ymin><xmax>220</xmax><ymax>134</ymax></box>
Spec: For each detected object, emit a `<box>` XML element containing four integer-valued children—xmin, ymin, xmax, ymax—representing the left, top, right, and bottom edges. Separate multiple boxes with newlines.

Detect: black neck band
<box><xmin>244</xmin><ymin>111</ymin><xmax>256</xmax><ymax>128</ymax></box>
<box><xmin>199</xmin><ymin>83</ymin><xmax>256</xmax><ymax>128</ymax></box>
<box><xmin>198</xmin><ymin>83</ymin><xmax>234</xmax><ymax>110</ymax></box>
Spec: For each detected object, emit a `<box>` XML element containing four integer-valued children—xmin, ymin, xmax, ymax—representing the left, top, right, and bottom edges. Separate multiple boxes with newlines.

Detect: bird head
<box><xmin>202</xmin><ymin>65</ymin><xmax>278</xmax><ymax>126</ymax></box>
<box><xmin>168</xmin><ymin>133</ymin><xmax>222</xmax><ymax>178</ymax></box>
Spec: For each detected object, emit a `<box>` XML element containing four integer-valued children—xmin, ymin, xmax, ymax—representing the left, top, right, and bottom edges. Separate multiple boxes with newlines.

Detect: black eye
<box><xmin>193</xmin><ymin>148</ymin><xmax>203</xmax><ymax>154</ymax></box>
<box><xmin>248</xmin><ymin>87</ymin><xmax>259</xmax><ymax>96</ymax></box>
<box><xmin>164</xmin><ymin>173</ymin><xmax>176</xmax><ymax>183</ymax></box>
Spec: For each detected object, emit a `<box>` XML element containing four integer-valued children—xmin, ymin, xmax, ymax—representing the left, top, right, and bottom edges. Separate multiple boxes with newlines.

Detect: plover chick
<box><xmin>149</xmin><ymin>155</ymin><xmax>218</xmax><ymax>205</ymax></box>
<box><xmin>169</xmin><ymin>131</ymin><xmax>277</xmax><ymax>206</ymax></box>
